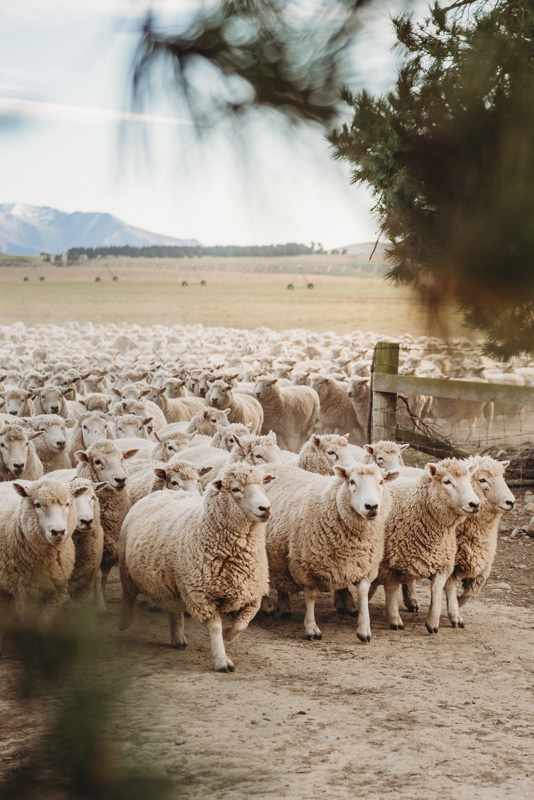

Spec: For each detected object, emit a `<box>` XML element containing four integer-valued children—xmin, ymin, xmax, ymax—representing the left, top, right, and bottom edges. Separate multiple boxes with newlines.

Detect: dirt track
<box><xmin>2</xmin><ymin>520</ymin><xmax>534</xmax><ymax>800</ymax></box>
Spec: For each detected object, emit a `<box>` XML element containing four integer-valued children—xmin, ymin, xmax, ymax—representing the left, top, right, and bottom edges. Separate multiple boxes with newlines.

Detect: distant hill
<box><xmin>331</xmin><ymin>241</ymin><xmax>389</xmax><ymax>257</ymax></box>
<box><xmin>0</xmin><ymin>203</ymin><xmax>201</xmax><ymax>255</ymax></box>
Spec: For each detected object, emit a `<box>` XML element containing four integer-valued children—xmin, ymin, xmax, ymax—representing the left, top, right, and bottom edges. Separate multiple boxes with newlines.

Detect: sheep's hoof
<box><xmin>458</xmin><ymin>620</ymin><xmax>465</xmax><ymax>628</ymax></box>
<box><xmin>426</xmin><ymin>625</ymin><xmax>439</xmax><ymax>634</ymax></box>
<box><xmin>357</xmin><ymin>633</ymin><xmax>371</xmax><ymax>643</ymax></box>
<box><xmin>389</xmin><ymin>623</ymin><xmax>404</xmax><ymax>631</ymax></box>
<box><xmin>406</xmin><ymin>604</ymin><xmax>419</xmax><ymax>613</ymax></box>
<box><xmin>337</xmin><ymin>608</ymin><xmax>359</xmax><ymax>618</ymax></box>
<box><xmin>305</xmin><ymin>633</ymin><xmax>322</xmax><ymax>641</ymax></box>
<box><xmin>171</xmin><ymin>641</ymin><xmax>187</xmax><ymax>650</ymax></box>
<box><xmin>217</xmin><ymin>661</ymin><xmax>235</xmax><ymax>673</ymax></box>
<box><xmin>280</xmin><ymin>611</ymin><xmax>292</xmax><ymax>620</ymax></box>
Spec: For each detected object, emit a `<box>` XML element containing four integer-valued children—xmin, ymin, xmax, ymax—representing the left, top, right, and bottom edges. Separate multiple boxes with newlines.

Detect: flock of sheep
<box><xmin>0</xmin><ymin>322</ymin><xmax>517</xmax><ymax>672</ymax></box>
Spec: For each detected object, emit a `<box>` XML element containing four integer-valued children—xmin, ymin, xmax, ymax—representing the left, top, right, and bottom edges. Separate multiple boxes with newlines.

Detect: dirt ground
<box><xmin>2</xmin><ymin>492</ymin><xmax>534</xmax><ymax>800</ymax></box>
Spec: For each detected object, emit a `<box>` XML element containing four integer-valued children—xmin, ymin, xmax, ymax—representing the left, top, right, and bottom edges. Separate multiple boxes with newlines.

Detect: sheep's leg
<box><xmin>402</xmin><ymin>579</ymin><xmax>419</xmax><ymax>613</ymax></box>
<box><xmin>260</xmin><ymin>594</ymin><xmax>275</xmax><ymax>617</ymax></box>
<box><xmin>303</xmin><ymin>586</ymin><xmax>322</xmax><ymax>640</ymax></box>
<box><xmin>445</xmin><ymin>577</ymin><xmax>464</xmax><ymax>628</ymax></box>
<box><xmin>368</xmin><ymin>578</ymin><xmax>380</xmax><ymax>601</ymax></box>
<box><xmin>93</xmin><ymin>571</ymin><xmax>107</xmax><ymax>613</ymax></box>
<box><xmin>426</xmin><ymin>572</ymin><xmax>448</xmax><ymax>633</ymax></box>
<box><xmin>354</xmin><ymin>580</ymin><xmax>372</xmax><ymax>643</ymax></box>
<box><xmin>169</xmin><ymin>604</ymin><xmax>187</xmax><ymax>649</ymax></box>
<box><xmin>334</xmin><ymin>587</ymin><xmax>358</xmax><ymax>617</ymax></box>
<box><xmin>384</xmin><ymin>576</ymin><xmax>404</xmax><ymax>630</ymax></box>
<box><xmin>224</xmin><ymin>601</ymin><xmax>260</xmax><ymax>642</ymax></box>
<box><xmin>458</xmin><ymin>574</ymin><xmax>486</xmax><ymax>607</ymax></box>
<box><xmin>0</xmin><ymin>595</ymin><xmax>15</xmax><ymax>657</ymax></box>
<box><xmin>117</xmin><ymin>564</ymin><xmax>139</xmax><ymax>631</ymax></box>
<box><xmin>277</xmin><ymin>589</ymin><xmax>292</xmax><ymax>619</ymax></box>
<box><xmin>206</xmin><ymin>617</ymin><xmax>235</xmax><ymax>673</ymax></box>
<box><xmin>99</xmin><ymin>562</ymin><xmax>113</xmax><ymax>607</ymax></box>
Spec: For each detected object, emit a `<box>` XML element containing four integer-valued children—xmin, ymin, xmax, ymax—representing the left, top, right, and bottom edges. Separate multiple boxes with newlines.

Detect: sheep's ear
<box><xmin>158</xmin><ymin>387</ymin><xmax>166</xmax><ymax>394</ymax></box>
<box><xmin>13</xmin><ymin>481</ymin><xmax>32</xmax><ymax>498</ymax></box>
<box><xmin>232</xmin><ymin>434</ymin><xmax>245</xmax><ymax>453</ymax></box>
<box><xmin>143</xmin><ymin>417</ymin><xmax>153</xmax><ymax>426</ymax></box>
<box><xmin>154</xmin><ymin>431</ymin><xmax>161</xmax><ymax>443</ymax></box>
<box><xmin>62</xmin><ymin>387</ymin><xmax>72</xmax><ymax>396</ymax></box>
<box><xmin>500</xmin><ymin>460</ymin><xmax>510</xmax><ymax>470</ymax></box>
<box><xmin>75</xmin><ymin>450</ymin><xmax>90</xmax><ymax>463</ymax></box>
<box><xmin>382</xmin><ymin>470</ymin><xmax>399</xmax><ymax>482</ymax></box>
<box><xmin>188</xmin><ymin>432</ymin><xmax>197</xmax><ymax>441</ymax></box>
<box><xmin>333</xmin><ymin>465</ymin><xmax>350</xmax><ymax>481</ymax></box>
<box><xmin>262</xmin><ymin>474</ymin><xmax>276</xmax><ymax>485</ymax></box>
<box><xmin>224</xmin><ymin>408</ymin><xmax>231</xmax><ymax>416</ymax></box>
<box><xmin>268</xmin><ymin>430</ymin><xmax>277</xmax><ymax>443</ymax></box>
<box><xmin>364</xmin><ymin>444</ymin><xmax>374</xmax><ymax>455</ymax></box>
<box><xmin>312</xmin><ymin>434</ymin><xmax>321</xmax><ymax>449</ymax></box>
<box><xmin>139</xmin><ymin>372</ymin><xmax>149</xmax><ymax>381</ymax></box>
<box><xmin>100</xmin><ymin>370</ymin><xmax>109</xmax><ymax>377</ymax></box>
<box><xmin>122</xmin><ymin>449</ymin><xmax>139</xmax><ymax>460</ymax></box>
<box><xmin>25</xmin><ymin>391</ymin><xmax>33</xmax><ymax>399</ymax></box>
<box><xmin>343</xmin><ymin>433</ymin><xmax>350</xmax><ymax>440</ymax></box>
<box><xmin>140</xmin><ymin>389</ymin><xmax>151</xmax><ymax>397</ymax></box>
<box><xmin>154</xmin><ymin>468</ymin><xmax>167</xmax><ymax>481</ymax></box>
<box><xmin>81</xmin><ymin>373</ymin><xmax>92</xmax><ymax>381</ymax></box>
<box><xmin>399</xmin><ymin>444</ymin><xmax>410</xmax><ymax>452</ymax></box>
<box><xmin>79</xmin><ymin>399</ymin><xmax>88</xmax><ymax>408</ymax></box>
<box><xmin>198</xmin><ymin>466</ymin><xmax>213</xmax><ymax>476</ymax></box>
<box><xmin>112</xmin><ymin>388</ymin><xmax>121</xmax><ymax>397</ymax></box>
<box><xmin>304</xmin><ymin>373</ymin><xmax>309</xmax><ymax>378</ymax></box>
<box><xmin>363</xmin><ymin>378</ymin><xmax>370</xmax><ymax>385</ymax></box>
<box><xmin>203</xmin><ymin>409</ymin><xmax>209</xmax><ymax>419</ymax></box>
<box><xmin>93</xmin><ymin>481</ymin><xmax>108</xmax><ymax>492</ymax></box>
<box><xmin>72</xmin><ymin>485</ymin><xmax>89</xmax><ymax>497</ymax></box>
<box><xmin>426</xmin><ymin>463</ymin><xmax>438</xmax><ymax>477</ymax></box>
<box><xmin>211</xmin><ymin>479</ymin><xmax>223</xmax><ymax>491</ymax></box>
<box><xmin>65</xmin><ymin>418</ymin><xmax>76</xmax><ymax>428</ymax></box>
<box><xmin>28</xmin><ymin>430</ymin><xmax>45</xmax><ymax>440</ymax></box>
<box><xmin>271</xmin><ymin>378</ymin><xmax>278</xmax><ymax>384</ymax></box>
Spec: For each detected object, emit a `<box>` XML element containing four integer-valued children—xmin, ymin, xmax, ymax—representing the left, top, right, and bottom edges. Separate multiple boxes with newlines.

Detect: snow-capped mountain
<box><xmin>0</xmin><ymin>204</ymin><xmax>201</xmax><ymax>255</ymax></box>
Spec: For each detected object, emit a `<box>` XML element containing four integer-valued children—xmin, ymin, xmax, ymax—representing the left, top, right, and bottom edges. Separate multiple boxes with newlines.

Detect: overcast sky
<box><xmin>0</xmin><ymin>0</ymin><xmax>425</xmax><ymax>248</ymax></box>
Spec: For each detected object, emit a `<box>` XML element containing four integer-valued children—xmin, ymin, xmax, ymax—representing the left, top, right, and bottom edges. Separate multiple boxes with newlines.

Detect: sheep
<box><xmin>150</xmin><ymin>429</ymin><xmax>196</xmax><ymax>462</ymax></box>
<box><xmin>402</xmin><ymin>456</ymin><xmax>515</xmax><ymax>627</ymax></box>
<box><xmin>79</xmin><ymin>393</ymin><xmax>113</xmax><ymax>413</ymax></box>
<box><xmin>297</xmin><ymin>433</ymin><xmax>356</xmax><ymax>475</ymax></box>
<box><xmin>0</xmin><ymin>387</ymin><xmax>34</xmax><ymax>418</ymax></box>
<box><xmin>114</xmin><ymin>398</ymin><xmax>167</xmax><ymax>432</ymax></box>
<box><xmin>74</xmin><ymin>440</ymin><xmax>139</xmax><ymax>603</ymax></box>
<box><xmin>118</xmin><ymin>462</ymin><xmax>275</xmax><ymax>672</ymax></box>
<box><xmin>125</xmin><ymin>458</ymin><xmax>211</xmax><ymax>504</ymax></box>
<box><xmin>179</xmin><ymin>432</ymin><xmax>283</xmax><ymax>488</ymax></box>
<box><xmin>346</xmin><ymin>377</ymin><xmax>370</xmax><ymax>440</ymax></box>
<box><xmin>186</xmin><ymin>407</ymin><xmax>231</xmax><ymax>436</ymax></box>
<box><xmin>357</xmin><ymin>441</ymin><xmax>423</xmax><ymax>477</ymax></box>
<box><xmin>0</xmin><ymin>424</ymin><xmax>44</xmax><ymax>481</ymax></box>
<box><xmin>373</xmin><ymin>459</ymin><xmax>481</xmax><ymax>634</ymax></box>
<box><xmin>27</xmin><ymin>414</ymin><xmax>73</xmax><ymax>473</ymax></box>
<box><xmin>68</xmin><ymin>411</ymin><xmax>113</xmax><ymax>466</ymax></box>
<box><xmin>0</xmin><ymin>477</ymin><xmax>85</xmax><ymax>653</ymax></box>
<box><xmin>112</xmin><ymin>414</ymin><xmax>152</xmax><ymax>439</ymax></box>
<box><xmin>253</xmin><ymin>376</ymin><xmax>320</xmax><ymax>452</ymax></box>
<box><xmin>262</xmin><ymin>462</ymin><xmax>395</xmax><ymax>642</ymax></box>
<box><xmin>310</xmin><ymin>375</ymin><xmax>360</xmax><ymax>439</ymax></box>
<box><xmin>33</xmin><ymin>385</ymin><xmax>70</xmax><ymax>418</ymax></box>
<box><xmin>207</xmin><ymin>379</ymin><xmax>263</xmax><ymax>435</ymax></box>
<box><xmin>141</xmin><ymin>386</ymin><xmax>206</xmax><ymax>424</ymax></box>
<box><xmin>211</xmin><ymin>422</ymin><xmax>253</xmax><ymax>450</ymax></box>
<box><xmin>64</xmin><ymin>476</ymin><xmax>107</xmax><ymax>606</ymax></box>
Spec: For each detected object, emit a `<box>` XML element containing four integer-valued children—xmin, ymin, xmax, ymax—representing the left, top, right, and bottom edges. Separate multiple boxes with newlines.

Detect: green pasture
<box><xmin>0</xmin><ymin>278</ymin><xmax>468</xmax><ymax>337</ymax></box>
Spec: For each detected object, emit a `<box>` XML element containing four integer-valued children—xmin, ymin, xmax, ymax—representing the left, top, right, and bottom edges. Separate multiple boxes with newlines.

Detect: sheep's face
<box><xmin>198</xmin><ymin>408</ymin><xmax>231</xmax><ymax>434</ymax></box>
<box><xmin>426</xmin><ymin>460</ymin><xmax>480</xmax><ymax>516</ymax></box>
<box><xmin>364</xmin><ymin>442</ymin><xmax>409</xmax><ymax>473</ymax></box>
<box><xmin>312</xmin><ymin>435</ymin><xmax>355</xmax><ymax>470</ymax></box>
<box><xmin>197</xmin><ymin>375</ymin><xmax>211</xmax><ymax>397</ymax></box>
<box><xmin>3</xmin><ymin>389</ymin><xmax>31</xmax><ymax>416</ymax></box>
<box><xmin>13</xmin><ymin>479</ymin><xmax>80</xmax><ymax>546</ymax></box>
<box><xmin>163</xmin><ymin>379</ymin><xmax>185</xmax><ymax>399</ymax></box>
<box><xmin>84</xmin><ymin>374</ymin><xmax>107</xmax><ymax>393</ymax></box>
<box><xmin>25</xmin><ymin>373</ymin><xmax>46</xmax><ymax>392</ymax></box>
<box><xmin>72</xmin><ymin>482</ymin><xmax>106</xmax><ymax>530</ymax></box>
<box><xmin>120</xmin><ymin>384</ymin><xmax>143</xmax><ymax>401</ymax></box>
<box><xmin>222</xmin><ymin>476</ymin><xmax>273</xmax><ymax>521</ymax></box>
<box><xmin>333</xmin><ymin>463</ymin><xmax>393</xmax><ymax>519</ymax></box>
<box><xmin>242</xmin><ymin>434</ymin><xmax>283</xmax><ymax>467</ymax></box>
<box><xmin>76</xmin><ymin>446</ymin><xmax>138</xmax><ymax>492</ymax></box>
<box><xmin>347</xmin><ymin>378</ymin><xmax>370</xmax><ymax>399</ymax></box>
<box><xmin>160</xmin><ymin>434</ymin><xmax>191</xmax><ymax>461</ymax></box>
<box><xmin>0</xmin><ymin>427</ymin><xmax>42</xmax><ymax>476</ymax></box>
<box><xmin>81</xmin><ymin>415</ymin><xmax>111</xmax><ymax>449</ymax></box>
<box><xmin>155</xmin><ymin>464</ymin><xmax>209</xmax><ymax>496</ymax></box>
<box><xmin>36</xmin><ymin>386</ymin><xmax>65</xmax><ymax>415</ymax></box>
<box><xmin>310</xmin><ymin>376</ymin><xmax>331</xmax><ymax>397</ymax></box>
<box><xmin>291</xmin><ymin>373</ymin><xmax>310</xmax><ymax>386</ymax></box>
<box><xmin>114</xmin><ymin>415</ymin><xmax>148</xmax><ymax>439</ymax></box>
<box><xmin>471</xmin><ymin>458</ymin><xmax>515</xmax><ymax>513</ymax></box>
<box><xmin>208</xmin><ymin>382</ymin><xmax>231</xmax><ymax>409</ymax></box>
<box><xmin>33</xmin><ymin>416</ymin><xmax>67</xmax><ymax>452</ymax></box>
<box><xmin>254</xmin><ymin>377</ymin><xmax>277</xmax><ymax>399</ymax></box>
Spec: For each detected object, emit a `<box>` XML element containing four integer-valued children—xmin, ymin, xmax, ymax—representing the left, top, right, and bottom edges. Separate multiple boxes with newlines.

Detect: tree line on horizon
<box><xmin>65</xmin><ymin>242</ymin><xmax>330</xmax><ymax>261</ymax></box>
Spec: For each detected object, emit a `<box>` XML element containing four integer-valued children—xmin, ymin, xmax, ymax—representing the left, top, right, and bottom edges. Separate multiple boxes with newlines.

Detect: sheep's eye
<box><xmin>211</xmin><ymin>418</ymin><xmax>217</xmax><ymax>423</ymax></box>
<box><xmin>0</xmin><ymin>443</ymin><xmax>4</xmax><ymax>448</ymax></box>
<box><xmin>255</xmin><ymin>454</ymin><xmax>264</xmax><ymax>460</ymax></box>
<box><xmin>232</xmin><ymin>487</ymin><xmax>240</xmax><ymax>493</ymax></box>
<box><xmin>34</xmin><ymin>502</ymin><xmax>41</xmax><ymax>508</ymax></box>
<box><xmin>443</xmin><ymin>479</ymin><xmax>452</xmax><ymax>485</ymax></box>
<box><xmin>171</xmin><ymin>481</ymin><xmax>179</xmax><ymax>486</ymax></box>
<box><xmin>95</xmin><ymin>460</ymin><xmax>103</xmax><ymax>466</ymax></box>
<box><xmin>479</xmin><ymin>478</ymin><xmax>488</xmax><ymax>484</ymax></box>
<box><xmin>349</xmin><ymin>479</ymin><xmax>356</xmax><ymax>486</ymax></box>
<box><xmin>327</xmin><ymin>451</ymin><xmax>336</xmax><ymax>456</ymax></box>
<box><xmin>379</xmin><ymin>480</ymin><xmax>384</xmax><ymax>486</ymax></box>
<box><xmin>66</xmin><ymin>501</ymin><xmax>70</xmax><ymax>507</ymax></box>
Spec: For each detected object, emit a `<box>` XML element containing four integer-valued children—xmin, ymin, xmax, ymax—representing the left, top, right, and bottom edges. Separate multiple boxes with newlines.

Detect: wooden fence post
<box><xmin>371</xmin><ymin>341</ymin><xmax>399</xmax><ymax>442</ymax></box>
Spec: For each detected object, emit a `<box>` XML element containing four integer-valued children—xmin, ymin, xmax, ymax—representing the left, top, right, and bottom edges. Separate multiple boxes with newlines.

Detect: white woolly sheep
<box><xmin>207</xmin><ymin>379</ymin><xmax>263</xmax><ymax>435</ymax></box>
<box><xmin>68</xmin><ymin>411</ymin><xmax>113</xmax><ymax>466</ymax></box>
<box><xmin>113</xmin><ymin>414</ymin><xmax>152</xmax><ymax>440</ymax></box>
<box><xmin>0</xmin><ymin>424</ymin><xmax>44</xmax><ymax>481</ymax></box>
<box><xmin>297</xmin><ymin>433</ymin><xmax>356</xmax><ymax>475</ymax></box>
<box><xmin>253</xmin><ymin>376</ymin><xmax>320</xmax><ymax>452</ymax></box>
<box><xmin>310</xmin><ymin>375</ymin><xmax>360</xmax><ymax>440</ymax></box>
<box><xmin>125</xmin><ymin>458</ymin><xmax>212</xmax><ymax>504</ymax></box>
<box><xmin>0</xmin><ymin>387</ymin><xmax>34</xmax><ymax>418</ymax></box>
<box><xmin>262</xmin><ymin>462</ymin><xmax>395</xmax><ymax>642</ymax></box>
<box><xmin>118</xmin><ymin>462</ymin><xmax>275</xmax><ymax>672</ymax></box>
<box><xmin>185</xmin><ymin>407</ymin><xmax>231</xmax><ymax>436</ymax></box>
<box><xmin>64</xmin><ymin>476</ymin><xmax>107</xmax><ymax>606</ymax></box>
<box><xmin>27</xmin><ymin>414</ymin><xmax>73</xmax><ymax>473</ymax></box>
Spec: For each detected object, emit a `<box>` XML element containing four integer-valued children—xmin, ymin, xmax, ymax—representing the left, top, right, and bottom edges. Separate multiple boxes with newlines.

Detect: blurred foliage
<box><xmin>1</xmin><ymin>609</ymin><xmax>172</xmax><ymax>800</ymax></box>
<box><xmin>131</xmin><ymin>0</ymin><xmax>372</xmax><ymax>132</ymax></box>
<box><xmin>329</xmin><ymin>0</ymin><xmax>534</xmax><ymax>358</ymax></box>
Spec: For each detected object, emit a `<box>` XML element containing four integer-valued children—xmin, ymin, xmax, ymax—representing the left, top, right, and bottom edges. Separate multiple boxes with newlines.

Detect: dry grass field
<box><xmin>0</xmin><ymin>259</ymin><xmax>468</xmax><ymax>337</ymax></box>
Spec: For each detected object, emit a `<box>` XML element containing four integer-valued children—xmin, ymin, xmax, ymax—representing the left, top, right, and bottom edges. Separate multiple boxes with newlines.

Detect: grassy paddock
<box><xmin>0</xmin><ymin>270</ymin><xmax>468</xmax><ymax>337</ymax></box>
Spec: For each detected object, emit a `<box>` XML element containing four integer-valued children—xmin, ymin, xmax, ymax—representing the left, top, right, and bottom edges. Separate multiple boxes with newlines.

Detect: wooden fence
<box><xmin>370</xmin><ymin>341</ymin><xmax>534</xmax><ymax>464</ymax></box>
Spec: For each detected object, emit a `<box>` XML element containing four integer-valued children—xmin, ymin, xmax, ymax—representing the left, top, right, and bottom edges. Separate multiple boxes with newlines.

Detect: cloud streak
<box><xmin>0</xmin><ymin>97</ymin><xmax>191</xmax><ymax>126</ymax></box>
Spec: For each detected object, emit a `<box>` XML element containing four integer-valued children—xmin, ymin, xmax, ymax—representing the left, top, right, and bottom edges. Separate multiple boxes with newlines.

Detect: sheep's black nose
<box><xmin>51</xmin><ymin>528</ymin><xmax>66</xmax><ymax>538</ymax></box>
<box><xmin>80</xmin><ymin>518</ymin><xmax>94</xmax><ymax>528</ymax></box>
<box><xmin>13</xmin><ymin>463</ymin><xmax>24</xmax><ymax>472</ymax></box>
<box><xmin>365</xmin><ymin>503</ymin><xmax>378</xmax><ymax>512</ymax></box>
<box><xmin>9</xmin><ymin>410</ymin><xmax>18</xmax><ymax>415</ymax></box>
<box><xmin>506</xmin><ymin>499</ymin><xmax>514</xmax><ymax>508</ymax></box>
<box><xmin>469</xmin><ymin>501</ymin><xmax>479</xmax><ymax>510</ymax></box>
<box><xmin>115</xmin><ymin>477</ymin><xmax>126</xmax><ymax>487</ymax></box>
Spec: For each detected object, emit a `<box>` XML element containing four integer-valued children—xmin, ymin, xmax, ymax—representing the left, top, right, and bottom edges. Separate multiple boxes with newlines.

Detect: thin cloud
<box><xmin>0</xmin><ymin>97</ymin><xmax>191</xmax><ymax>126</ymax></box>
